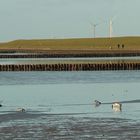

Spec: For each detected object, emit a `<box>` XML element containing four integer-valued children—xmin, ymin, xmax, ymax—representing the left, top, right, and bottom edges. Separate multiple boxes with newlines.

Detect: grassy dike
<box><xmin>0</xmin><ymin>36</ymin><xmax>140</xmax><ymax>53</ymax></box>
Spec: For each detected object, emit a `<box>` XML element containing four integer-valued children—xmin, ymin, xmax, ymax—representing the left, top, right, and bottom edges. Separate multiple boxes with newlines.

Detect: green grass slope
<box><xmin>0</xmin><ymin>36</ymin><xmax>140</xmax><ymax>52</ymax></box>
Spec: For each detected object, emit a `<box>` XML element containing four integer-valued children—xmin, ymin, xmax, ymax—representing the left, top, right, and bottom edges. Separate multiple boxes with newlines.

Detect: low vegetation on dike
<box><xmin>0</xmin><ymin>36</ymin><xmax>140</xmax><ymax>53</ymax></box>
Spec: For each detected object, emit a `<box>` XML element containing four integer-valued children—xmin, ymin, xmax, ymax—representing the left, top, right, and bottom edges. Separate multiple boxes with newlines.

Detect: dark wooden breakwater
<box><xmin>0</xmin><ymin>62</ymin><xmax>140</xmax><ymax>71</ymax></box>
<box><xmin>1</xmin><ymin>50</ymin><xmax>140</xmax><ymax>58</ymax></box>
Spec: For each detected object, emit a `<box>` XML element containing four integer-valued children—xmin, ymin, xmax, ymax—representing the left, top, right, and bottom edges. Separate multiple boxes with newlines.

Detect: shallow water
<box><xmin>0</xmin><ymin>71</ymin><xmax>140</xmax><ymax>139</ymax></box>
<box><xmin>0</xmin><ymin>71</ymin><xmax>140</xmax><ymax>120</ymax></box>
<box><xmin>0</xmin><ymin>56</ymin><xmax>140</xmax><ymax>64</ymax></box>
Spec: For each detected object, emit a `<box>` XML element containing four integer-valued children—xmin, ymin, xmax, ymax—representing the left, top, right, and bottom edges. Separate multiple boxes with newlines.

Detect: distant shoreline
<box><xmin>0</xmin><ymin>36</ymin><xmax>140</xmax><ymax>54</ymax></box>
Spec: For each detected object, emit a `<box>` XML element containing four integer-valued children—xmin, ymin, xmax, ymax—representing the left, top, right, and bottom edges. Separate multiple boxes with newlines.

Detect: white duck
<box><xmin>112</xmin><ymin>102</ymin><xmax>122</xmax><ymax>112</ymax></box>
<box><xmin>16</xmin><ymin>108</ymin><xmax>25</xmax><ymax>112</ymax></box>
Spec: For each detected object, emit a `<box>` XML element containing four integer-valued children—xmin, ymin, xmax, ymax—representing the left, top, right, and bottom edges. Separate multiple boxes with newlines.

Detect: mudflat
<box><xmin>0</xmin><ymin>112</ymin><xmax>140</xmax><ymax>139</ymax></box>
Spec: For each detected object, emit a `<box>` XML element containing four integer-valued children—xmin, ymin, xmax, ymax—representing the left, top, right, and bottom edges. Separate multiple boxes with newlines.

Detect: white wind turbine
<box><xmin>109</xmin><ymin>16</ymin><xmax>116</xmax><ymax>38</ymax></box>
<box><xmin>109</xmin><ymin>19</ymin><xmax>113</xmax><ymax>38</ymax></box>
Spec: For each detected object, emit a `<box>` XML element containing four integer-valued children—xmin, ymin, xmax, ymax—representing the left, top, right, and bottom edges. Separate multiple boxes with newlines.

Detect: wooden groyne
<box><xmin>1</xmin><ymin>50</ymin><xmax>140</xmax><ymax>58</ymax></box>
<box><xmin>0</xmin><ymin>62</ymin><xmax>140</xmax><ymax>71</ymax></box>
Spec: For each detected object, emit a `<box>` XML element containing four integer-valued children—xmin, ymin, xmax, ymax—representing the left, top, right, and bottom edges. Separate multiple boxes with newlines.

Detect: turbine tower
<box><xmin>90</xmin><ymin>22</ymin><xmax>100</xmax><ymax>38</ymax></box>
<box><xmin>109</xmin><ymin>19</ymin><xmax>113</xmax><ymax>38</ymax></box>
<box><xmin>109</xmin><ymin>16</ymin><xmax>116</xmax><ymax>38</ymax></box>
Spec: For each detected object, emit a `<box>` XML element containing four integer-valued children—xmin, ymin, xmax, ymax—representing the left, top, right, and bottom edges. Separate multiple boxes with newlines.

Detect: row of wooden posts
<box><xmin>0</xmin><ymin>63</ymin><xmax>140</xmax><ymax>71</ymax></box>
<box><xmin>0</xmin><ymin>52</ymin><xmax>140</xmax><ymax>58</ymax></box>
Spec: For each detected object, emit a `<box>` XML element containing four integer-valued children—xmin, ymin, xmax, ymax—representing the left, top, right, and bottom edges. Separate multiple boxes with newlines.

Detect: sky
<box><xmin>0</xmin><ymin>0</ymin><xmax>140</xmax><ymax>42</ymax></box>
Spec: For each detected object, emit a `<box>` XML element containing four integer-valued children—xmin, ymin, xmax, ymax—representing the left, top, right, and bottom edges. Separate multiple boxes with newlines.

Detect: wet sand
<box><xmin>0</xmin><ymin>112</ymin><xmax>140</xmax><ymax>140</ymax></box>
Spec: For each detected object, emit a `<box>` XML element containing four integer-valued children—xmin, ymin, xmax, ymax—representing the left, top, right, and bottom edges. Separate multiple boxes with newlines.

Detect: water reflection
<box><xmin>0</xmin><ymin>71</ymin><xmax>140</xmax><ymax>119</ymax></box>
<box><xmin>0</xmin><ymin>83</ymin><xmax>139</xmax><ymax>119</ymax></box>
<box><xmin>0</xmin><ymin>57</ymin><xmax>140</xmax><ymax>64</ymax></box>
<box><xmin>0</xmin><ymin>71</ymin><xmax>140</xmax><ymax>85</ymax></box>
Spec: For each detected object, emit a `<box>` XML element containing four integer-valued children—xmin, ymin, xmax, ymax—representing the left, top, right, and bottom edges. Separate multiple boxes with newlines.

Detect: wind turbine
<box><xmin>109</xmin><ymin>16</ymin><xmax>116</xmax><ymax>38</ymax></box>
<box><xmin>90</xmin><ymin>22</ymin><xmax>100</xmax><ymax>38</ymax></box>
<box><xmin>109</xmin><ymin>19</ymin><xmax>113</xmax><ymax>38</ymax></box>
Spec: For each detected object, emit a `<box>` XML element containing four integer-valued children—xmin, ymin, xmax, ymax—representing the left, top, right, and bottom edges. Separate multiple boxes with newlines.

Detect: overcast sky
<box><xmin>0</xmin><ymin>0</ymin><xmax>140</xmax><ymax>41</ymax></box>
